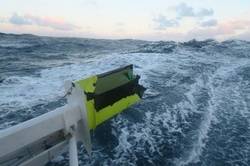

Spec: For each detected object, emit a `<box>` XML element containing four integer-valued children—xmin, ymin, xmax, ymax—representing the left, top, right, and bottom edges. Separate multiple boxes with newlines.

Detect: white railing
<box><xmin>0</xmin><ymin>82</ymin><xmax>92</xmax><ymax>166</ymax></box>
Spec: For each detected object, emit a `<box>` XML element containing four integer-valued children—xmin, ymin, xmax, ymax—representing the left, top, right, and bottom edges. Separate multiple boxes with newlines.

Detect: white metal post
<box><xmin>69</xmin><ymin>133</ymin><xmax>79</xmax><ymax>166</ymax></box>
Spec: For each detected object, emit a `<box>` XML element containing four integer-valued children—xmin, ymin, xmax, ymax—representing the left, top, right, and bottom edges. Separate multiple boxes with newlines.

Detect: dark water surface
<box><xmin>0</xmin><ymin>33</ymin><xmax>249</xmax><ymax>166</ymax></box>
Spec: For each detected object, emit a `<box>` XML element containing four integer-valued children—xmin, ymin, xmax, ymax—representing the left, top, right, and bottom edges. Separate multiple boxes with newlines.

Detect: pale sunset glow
<box><xmin>0</xmin><ymin>0</ymin><xmax>250</xmax><ymax>41</ymax></box>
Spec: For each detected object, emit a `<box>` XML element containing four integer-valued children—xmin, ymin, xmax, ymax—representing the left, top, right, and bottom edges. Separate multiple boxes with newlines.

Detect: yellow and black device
<box><xmin>75</xmin><ymin>64</ymin><xmax>146</xmax><ymax>130</ymax></box>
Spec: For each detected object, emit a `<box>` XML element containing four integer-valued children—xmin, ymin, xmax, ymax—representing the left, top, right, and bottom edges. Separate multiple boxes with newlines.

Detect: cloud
<box><xmin>150</xmin><ymin>17</ymin><xmax>250</xmax><ymax>41</ymax></box>
<box><xmin>187</xmin><ymin>19</ymin><xmax>250</xmax><ymax>40</ymax></box>
<box><xmin>153</xmin><ymin>14</ymin><xmax>179</xmax><ymax>30</ymax></box>
<box><xmin>9</xmin><ymin>13</ymin><xmax>32</xmax><ymax>25</ymax></box>
<box><xmin>175</xmin><ymin>3</ymin><xmax>195</xmax><ymax>17</ymax></box>
<box><xmin>196</xmin><ymin>8</ymin><xmax>214</xmax><ymax>18</ymax></box>
<box><xmin>8</xmin><ymin>13</ymin><xmax>78</xmax><ymax>31</ymax></box>
<box><xmin>175</xmin><ymin>3</ymin><xmax>214</xmax><ymax>19</ymax></box>
<box><xmin>200</xmin><ymin>19</ymin><xmax>217</xmax><ymax>27</ymax></box>
<box><xmin>232</xmin><ymin>31</ymin><xmax>250</xmax><ymax>41</ymax></box>
<box><xmin>216</xmin><ymin>20</ymin><xmax>250</xmax><ymax>35</ymax></box>
<box><xmin>152</xmin><ymin>3</ymin><xmax>215</xmax><ymax>31</ymax></box>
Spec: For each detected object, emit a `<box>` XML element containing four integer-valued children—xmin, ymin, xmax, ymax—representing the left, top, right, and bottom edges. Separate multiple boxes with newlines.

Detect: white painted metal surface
<box><xmin>0</xmin><ymin>82</ymin><xmax>92</xmax><ymax>166</ymax></box>
<box><xmin>69</xmin><ymin>133</ymin><xmax>79</xmax><ymax>166</ymax></box>
<box><xmin>19</xmin><ymin>140</ymin><xmax>68</xmax><ymax>166</ymax></box>
<box><xmin>65</xmin><ymin>81</ymin><xmax>92</xmax><ymax>155</ymax></box>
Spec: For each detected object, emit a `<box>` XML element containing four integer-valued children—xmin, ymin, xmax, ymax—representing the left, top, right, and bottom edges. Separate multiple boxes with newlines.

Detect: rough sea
<box><xmin>0</xmin><ymin>33</ymin><xmax>249</xmax><ymax>166</ymax></box>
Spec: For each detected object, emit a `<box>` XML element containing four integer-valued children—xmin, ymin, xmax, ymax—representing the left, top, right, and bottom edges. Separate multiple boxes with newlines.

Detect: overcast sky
<box><xmin>0</xmin><ymin>0</ymin><xmax>250</xmax><ymax>41</ymax></box>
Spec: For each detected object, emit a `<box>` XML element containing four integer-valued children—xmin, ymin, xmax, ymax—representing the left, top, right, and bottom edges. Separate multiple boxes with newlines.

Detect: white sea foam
<box><xmin>177</xmin><ymin>58</ymin><xmax>250</xmax><ymax>166</ymax></box>
<box><xmin>0</xmin><ymin>52</ymin><xmax>164</xmax><ymax>114</ymax></box>
<box><xmin>1</xmin><ymin>44</ymin><xmax>250</xmax><ymax>166</ymax></box>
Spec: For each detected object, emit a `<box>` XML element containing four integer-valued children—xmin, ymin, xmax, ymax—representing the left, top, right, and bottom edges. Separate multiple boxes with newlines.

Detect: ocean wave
<box><xmin>0</xmin><ymin>33</ymin><xmax>250</xmax><ymax>166</ymax></box>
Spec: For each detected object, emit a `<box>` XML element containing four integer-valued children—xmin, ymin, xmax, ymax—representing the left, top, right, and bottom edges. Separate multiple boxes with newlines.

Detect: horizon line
<box><xmin>0</xmin><ymin>31</ymin><xmax>249</xmax><ymax>42</ymax></box>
